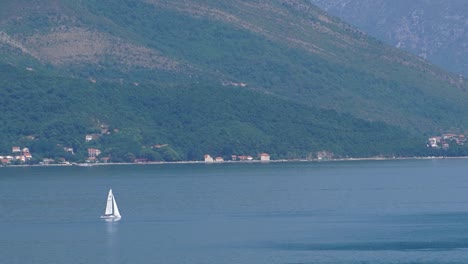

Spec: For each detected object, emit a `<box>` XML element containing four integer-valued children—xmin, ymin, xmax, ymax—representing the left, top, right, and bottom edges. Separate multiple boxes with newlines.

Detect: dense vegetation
<box><xmin>72</xmin><ymin>0</ymin><xmax>468</xmax><ymax>132</ymax></box>
<box><xmin>0</xmin><ymin>61</ymin><xmax>428</xmax><ymax>162</ymax></box>
<box><xmin>0</xmin><ymin>0</ymin><xmax>466</xmax><ymax>162</ymax></box>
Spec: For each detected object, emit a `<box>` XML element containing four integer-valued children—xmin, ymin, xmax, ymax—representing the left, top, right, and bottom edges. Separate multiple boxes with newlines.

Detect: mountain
<box><xmin>309</xmin><ymin>0</ymin><xmax>468</xmax><ymax>77</ymax></box>
<box><xmin>0</xmin><ymin>0</ymin><xmax>466</xmax><ymax>161</ymax></box>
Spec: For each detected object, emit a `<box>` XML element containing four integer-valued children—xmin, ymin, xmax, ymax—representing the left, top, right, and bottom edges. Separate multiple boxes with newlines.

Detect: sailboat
<box><xmin>101</xmin><ymin>189</ymin><xmax>121</xmax><ymax>221</ymax></box>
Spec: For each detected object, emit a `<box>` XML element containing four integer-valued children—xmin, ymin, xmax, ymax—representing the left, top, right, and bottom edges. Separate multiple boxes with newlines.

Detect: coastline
<box><xmin>2</xmin><ymin>155</ymin><xmax>468</xmax><ymax>168</ymax></box>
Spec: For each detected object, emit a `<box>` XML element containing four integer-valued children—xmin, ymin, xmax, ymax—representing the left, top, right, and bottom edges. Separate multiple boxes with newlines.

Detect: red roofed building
<box><xmin>24</xmin><ymin>152</ymin><xmax>32</xmax><ymax>159</ymax></box>
<box><xmin>259</xmin><ymin>153</ymin><xmax>270</xmax><ymax>161</ymax></box>
<box><xmin>88</xmin><ymin>148</ymin><xmax>101</xmax><ymax>157</ymax></box>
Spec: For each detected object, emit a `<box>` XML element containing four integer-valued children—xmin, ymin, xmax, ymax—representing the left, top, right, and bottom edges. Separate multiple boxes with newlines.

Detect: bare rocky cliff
<box><xmin>310</xmin><ymin>0</ymin><xmax>467</xmax><ymax>76</ymax></box>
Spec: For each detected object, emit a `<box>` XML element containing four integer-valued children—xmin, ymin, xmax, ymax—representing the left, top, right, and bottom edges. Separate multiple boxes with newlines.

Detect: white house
<box><xmin>259</xmin><ymin>153</ymin><xmax>270</xmax><ymax>161</ymax></box>
<box><xmin>204</xmin><ymin>154</ymin><xmax>214</xmax><ymax>163</ymax></box>
<box><xmin>12</xmin><ymin>146</ymin><xmax>21</xmax><ymax>153</ymax></box>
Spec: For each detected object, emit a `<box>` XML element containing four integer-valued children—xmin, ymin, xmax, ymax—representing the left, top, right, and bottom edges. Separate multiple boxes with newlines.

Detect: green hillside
<box><xmin>76</xmin><ymin>0</ymin><xmax>467</xmax><ymax>131</ymax></box>
<box><xmin>0</xmin><ymin>0</ymin><xmax>465</xmax><ymax>162</ymax></box>
<box><xmin>0</xmin><ymin>61</ymin><xmax>423</xmax><ymax>161</ymax></box>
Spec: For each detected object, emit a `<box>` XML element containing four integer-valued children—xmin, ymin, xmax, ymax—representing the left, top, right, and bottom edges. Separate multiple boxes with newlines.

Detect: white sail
<box><xmin>112</xmin><ymin>195</ymin><xmax>121</xmax><ymax>217</ymax></box>
<box><xmin>105</xmin><ymin>189</ymin><xmax>114</xmax><ymax>215</ymax></box>
<box><xmin>101</xmin><ymin>189</ymin><xmax>122</xmax><ymax>221</ymax></box>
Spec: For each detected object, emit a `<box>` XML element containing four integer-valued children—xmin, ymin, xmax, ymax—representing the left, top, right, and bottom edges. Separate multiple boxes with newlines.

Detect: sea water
<box><xmin>1</xmin><ymin>159</ymin><xmax>468</xmax><ymax>263</ymax></box>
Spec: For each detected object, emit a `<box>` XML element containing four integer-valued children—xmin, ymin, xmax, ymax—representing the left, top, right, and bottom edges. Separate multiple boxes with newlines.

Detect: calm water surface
<box><xmin>1</xmin><ymin>159</ymin><xmax>468</xmax><ymax>263</ymax></box>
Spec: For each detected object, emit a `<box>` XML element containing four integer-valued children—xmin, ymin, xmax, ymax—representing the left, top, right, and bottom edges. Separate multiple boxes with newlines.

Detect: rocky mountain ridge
<box><xmin>310</xmin><ymin>0</ymin><xmax>467</xmax><ymax>76</ymax></box>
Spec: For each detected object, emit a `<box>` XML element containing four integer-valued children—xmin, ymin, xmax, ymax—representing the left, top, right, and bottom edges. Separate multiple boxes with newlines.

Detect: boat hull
<box><xmin>100</xmin><ymin>215</ymin><xmax>121</xmax><ymax>222</ymax></box>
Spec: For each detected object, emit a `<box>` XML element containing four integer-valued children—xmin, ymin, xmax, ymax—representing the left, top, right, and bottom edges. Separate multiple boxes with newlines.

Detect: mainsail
<box><xmin>105</xmin><ymin>189</ymin><xmax>114</xmax><ymax>215</ymax></box>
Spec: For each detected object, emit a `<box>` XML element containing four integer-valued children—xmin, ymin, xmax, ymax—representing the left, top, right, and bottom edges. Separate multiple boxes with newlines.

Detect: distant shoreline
<box><xmin>2</xmin><ymin>155</ymin><xmax>468</xmax><ymax>168</ymax></box>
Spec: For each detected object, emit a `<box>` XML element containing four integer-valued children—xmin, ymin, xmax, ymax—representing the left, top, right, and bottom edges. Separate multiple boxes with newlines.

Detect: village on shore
<box><xmin>1</xmin><ymin>132</ymin><xmax>468</xmax><ymax>167</ymax></box>
<box><xmin>0</xmin><ymin>144</ymin><xmax>276</xmax><ymax>166</ymax></box>
<box><xmin>427</xmin><ymin>133</ymin><xmax>466</xmax><ymax>149</ymax></box>
<box><xmin>0</xmin><ymin>130</ymin><xmax>336</xmax><ymax>166</ymax></box>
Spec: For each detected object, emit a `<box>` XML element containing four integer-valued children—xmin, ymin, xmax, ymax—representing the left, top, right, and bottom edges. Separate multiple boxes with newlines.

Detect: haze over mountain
<box><xmin>310</xmin><ymin>0</ymin><xmax>468</xmax><ymax>77</ymax></box>
<box><xmin>0</xmin><ymin>0</ymin><xmax>466</xmax><ymax>161</ymax></box>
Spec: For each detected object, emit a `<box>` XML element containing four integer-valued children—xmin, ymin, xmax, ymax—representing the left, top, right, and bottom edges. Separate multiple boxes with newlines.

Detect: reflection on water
<box><xmin>105</xmin><ymin>222</ymin><xmax>119</xmax><ymax>263</ymax></box>
<box><xmin>106</xmin><ymin>221</ymin><xmax>119</xmax><ymax>236</ymax></box>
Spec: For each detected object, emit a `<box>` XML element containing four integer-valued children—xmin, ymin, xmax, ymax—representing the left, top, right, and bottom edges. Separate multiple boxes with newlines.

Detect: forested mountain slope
<box><xmin>0</xmin><ymin>0</ymin><xmax>465</xmax><ymax>161</ymax></box>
